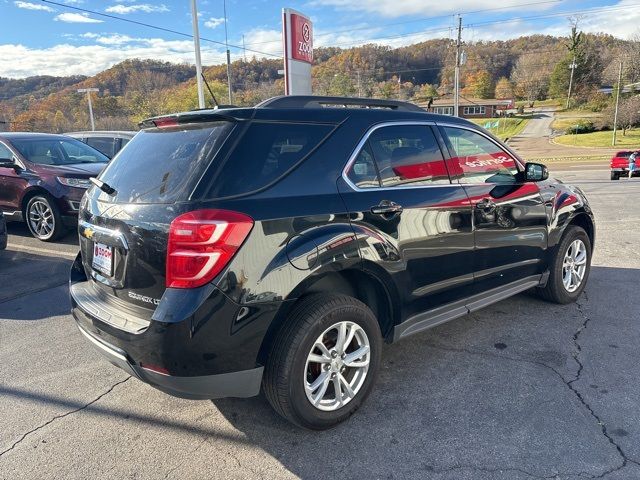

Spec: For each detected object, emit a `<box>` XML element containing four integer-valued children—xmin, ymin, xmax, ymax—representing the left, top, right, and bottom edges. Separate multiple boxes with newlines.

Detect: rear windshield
<box><xmin>11</xmin><ymin>137</ymin><xmax>108</xmax><ymax>165</ymax></box>
<box><xmin>97</xmin><ymin>121</ymin><xmax>233</xmax><ymax>204</ymax></box>
<box><xmin>207</xmin><ymin>121</ymin><xmax>334</xmax><ymax>198</ymax></box>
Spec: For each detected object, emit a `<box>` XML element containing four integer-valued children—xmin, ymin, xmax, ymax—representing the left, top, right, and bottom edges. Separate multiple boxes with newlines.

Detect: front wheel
<box><xmin>610</xmin><ymin>171</ymin><xmax>619</xmax><ymax>180</ymax></box>
<box><xmin>25</xmin><ymin>195</ymin><xmax>65</xmax><ymax>241</ymax></box>
<box><xmin>538</xmin><ymin>225</ymin><xmax>591</xmax><ymax>304</ymax></box>
<box><xmin>263</xmin><ymin>294</ymin><xmax>382</xmax><ymax>430</ymax></box>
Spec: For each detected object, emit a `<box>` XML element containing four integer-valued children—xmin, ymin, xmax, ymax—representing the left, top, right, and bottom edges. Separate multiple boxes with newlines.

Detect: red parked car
<box><xmin>610</xmin><ymin>150</ymin><xmax>639</xmax><ymax>180</ymax></box>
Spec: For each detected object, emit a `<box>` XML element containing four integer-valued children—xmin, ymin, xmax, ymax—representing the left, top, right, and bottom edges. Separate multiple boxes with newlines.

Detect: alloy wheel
<box><xmin>304</xmin><ymin>321</ymin><xmax>370</xmax><ymax>412</ymax></box>
<box><xmin>562</xmin><ymin>239</ymin><xmax>587</xmax><ymax>293</ymax></box>
<box><xmin>28</xmin><ymin>199</ymin><xmax>55</xmax><ymax>239</ymax></box>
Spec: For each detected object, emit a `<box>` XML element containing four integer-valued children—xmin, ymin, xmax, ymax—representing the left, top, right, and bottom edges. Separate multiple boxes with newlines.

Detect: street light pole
<box><xmin>454</xmin><ymin>15</ymin><xmax>462</xmax><ymax>117</ymax></box>
<box><xmin>566</xmin><ymin>56</ymin><xmax>577</xmax><ymax>109</ymax></box>
<box><xmin>612</xmin><ymin>60</ymin><xmax>623</xmax><ymax>147</ymax></box>
<box><xmin>190</xmin><ymin>0</ymin><xmax>205</xmax><ymax>109</ymax></box>
<box><xmin>77</xmin><ymin>88</ymin><xmax>99</xmax><ymax>131</ymax></box>
<box><xmin>223</xmin><ymin>0</ymin><xmax>232</xmax><ymax>104</ymax></box>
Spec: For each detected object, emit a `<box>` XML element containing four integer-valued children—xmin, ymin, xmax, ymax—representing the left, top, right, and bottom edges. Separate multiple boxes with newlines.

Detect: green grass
<box><xmin>516</xmin><ymin>99</ymin><xmax>563</xmax><ymax>109</ymax></box>
<box><xmin>469</xmin><ymin>116</ymin><xmax>530</xmax><ymax>141</ymax></box>
<box><xmin>551</xmin><ymin>110</ymin><xmax>603</xmax><ymax>131</ymax></box>
<box><xmin>554</xmin><ymin>129</ymin><xmax>640</xmax><ymax>148</ymax></box>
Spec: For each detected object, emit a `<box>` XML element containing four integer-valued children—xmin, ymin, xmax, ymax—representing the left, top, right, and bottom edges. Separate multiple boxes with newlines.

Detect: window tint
<box><xmin>0</xmin><ymin>142</ymin><xmax>12</xmax><ymax>160</ymax></box>
<box><xmin>211</xmin><ymin>122</ymin><xmax>333</xmax><ymax>197</ymax></box>
<box><xmin>346</xmin><ymin>142</ymin><xmax>380</xmax><ymax>188</ymax></box>
<box><xmin>86</xmin><ymin>137</ymin><xmax>116</xmax><ymax>158</ymax></box>
<box><xmin>368</xmin><ymin>125</ymin><xmax>449</xmax><ymax>187</ymax></box>
<box><xmin>11</xmin><ymin>138</ymin><xmax>108</xmax><ymax>165</ymax></box>
<box><xmin>98</xmin><ymin>122</ymin><xmax>233</xmax><ymax>204</ymax></box>
<box><xmin>443</xmin><ymin>127</ymin><xmax>519</xmax><ymax>184</ymax></box>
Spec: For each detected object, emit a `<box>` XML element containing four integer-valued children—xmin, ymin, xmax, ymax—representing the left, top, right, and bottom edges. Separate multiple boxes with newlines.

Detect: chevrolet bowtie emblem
<box><xmin>83</xmin><ymin>227</ymin><xmax>94</xmax><ymax>239</ymax></box>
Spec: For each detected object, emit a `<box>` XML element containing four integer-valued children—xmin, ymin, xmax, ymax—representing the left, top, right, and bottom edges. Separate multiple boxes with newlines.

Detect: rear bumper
<box><xmin>70</xmin><ymin>252</ymin><xmax>279</xmax><ymax>400</ymax></box>
<box><xmin>76</xmin><ymin>322</ymin><xmax>263</xmax><ymax>399</ymax></box>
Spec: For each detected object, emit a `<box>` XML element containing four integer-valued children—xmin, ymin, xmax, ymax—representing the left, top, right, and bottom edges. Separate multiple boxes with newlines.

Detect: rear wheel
<box><xmin>610</xmin><ymin>171</ymin><xmax>619</xmax><ymax>180</ymax></box>
<box><xmin>538</xmin><ymin>225</ymin><xmax>591</xmax><ymax>304</ymax></box>
<box><xmin>25</xmin><ymin>195</ymin><xmax>65</xmax><ymax>242</ymax></box>
<box><xmin>263</xmin><ymin>293</ymin><xmax>382</xmax><ymax>430</ymax></box>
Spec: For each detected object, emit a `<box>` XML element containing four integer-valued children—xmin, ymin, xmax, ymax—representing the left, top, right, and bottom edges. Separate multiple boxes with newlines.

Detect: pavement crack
<box><xmin>564</xmin><ymin>294</ymin><xmax>640</xmax><ymax>478</ymax></box>
<box><xmin>427</xmin><ymin>463</ymin><xmax>568</xmax><ymax>479</ymax></box>
<box><xmin>425</xmin><ymin>314</ymin><xmax>640</xmax><ymax>480</ymax></box>
<box><xmin>0</xmin><ymin>377</ymin><xmax>130</xmax><ymax>458</ymax></box>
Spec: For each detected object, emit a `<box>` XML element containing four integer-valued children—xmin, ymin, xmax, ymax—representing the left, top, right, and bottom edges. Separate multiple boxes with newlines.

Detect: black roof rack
<box><xmin>256</xmin><ymin>95</ymin><xmax>424</xmax><ymax>113</ymax></box>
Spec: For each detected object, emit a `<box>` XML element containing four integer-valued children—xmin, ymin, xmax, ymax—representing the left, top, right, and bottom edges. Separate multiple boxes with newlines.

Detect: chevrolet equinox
<box><xmin>71</xmin><ymin>96</ymin><xmax>595</xmax><ymax>429</ymax></box>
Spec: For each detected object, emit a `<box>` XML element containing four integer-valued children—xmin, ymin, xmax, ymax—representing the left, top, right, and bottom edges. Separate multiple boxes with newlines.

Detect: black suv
<box><xmin>71</xmin><ymin>96</ymin><xmax>595</xmax><ymax>429</ymax></box>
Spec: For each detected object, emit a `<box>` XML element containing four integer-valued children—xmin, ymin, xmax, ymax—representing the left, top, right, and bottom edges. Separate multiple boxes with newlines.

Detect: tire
<box><xmin>610</xmin><ymin>171</ymin><xmax>619</xmax><ymax>180</ymax></box>
<box><xmin>25</xmin><ymin>194</ymin><xmax>66</xmax><ymax>242</ymax></box>
<box><xmin>263</xmin><ymin>293</ymin><xmax>382</xmax><ymax>430</ymax></box>
<box><xmin>538</xmin><ymin>225</ymin><xmax>591</xmax><ymax>304</ymax></box>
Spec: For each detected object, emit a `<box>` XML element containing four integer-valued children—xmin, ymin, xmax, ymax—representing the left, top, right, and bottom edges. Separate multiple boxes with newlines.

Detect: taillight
<box><xmin>166</xmin><ymin>209</ymin><xmax>253</xmax><ymax>289</ymax></box>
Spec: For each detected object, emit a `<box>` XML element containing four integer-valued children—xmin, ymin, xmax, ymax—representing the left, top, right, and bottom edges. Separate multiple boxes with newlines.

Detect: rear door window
<box><xmin>208</xmin><ymin>122</ymin><xmax>334</xmax><ymax>198</ymax></box>
<box><xmin>97</xmin><ymin>121</ymin><xmax>233</xmax><ymax>204</ymax></box>
<box><xmin>368</xmin><ymin>125</ymin><xmax>449</xmax><ymax>187</ymax></box>
<box><xmin>86</xmin><ymin>137</ymin><xmax>116</xmax><ymax>158</ymax></box>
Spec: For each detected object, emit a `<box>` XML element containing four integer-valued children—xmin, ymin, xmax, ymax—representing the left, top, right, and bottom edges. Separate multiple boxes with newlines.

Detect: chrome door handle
<box><xmin>370</xmin><ymin>201</ymin><xmax>403</xmax><ymax>216</ymax></box>
<box><xmin>475</xmin><ymin>198</ymin><xmax>496</xmax><ymax>211</ymax></box>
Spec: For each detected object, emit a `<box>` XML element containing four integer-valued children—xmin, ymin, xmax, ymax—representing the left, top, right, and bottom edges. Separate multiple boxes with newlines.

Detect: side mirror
<box><xmin>0</xmin><ymin>157</ymin><xmax>15</xmax><ymax>169</ymax></box>
<box><xmin>525</xmin><ymin>162</ymin><xmax>548</xmax><ymax>182</ymax></box>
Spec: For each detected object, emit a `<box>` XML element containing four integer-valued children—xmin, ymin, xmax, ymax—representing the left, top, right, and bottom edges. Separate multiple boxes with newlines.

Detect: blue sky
<box><xmin>1</xmin><ymin>0</ymin><xmax>638</xmax><ymax>78</ymax></box>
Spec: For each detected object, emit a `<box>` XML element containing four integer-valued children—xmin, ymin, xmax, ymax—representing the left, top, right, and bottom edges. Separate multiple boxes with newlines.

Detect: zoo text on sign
<box><xmin>290</xmin><ymin>13</ymin><xmax>313</xmax><ymax>63</ymax></box>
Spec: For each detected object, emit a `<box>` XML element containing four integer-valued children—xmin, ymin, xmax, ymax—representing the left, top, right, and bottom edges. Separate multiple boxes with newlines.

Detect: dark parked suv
<box><xmin>0</xmin><ymin>133</ymin><xmax>109</xmax><ymax>240</ymax></box>
<box><xmin>65</xmin><ymin>130</ymin><xmax>136</xmax><ymax>159</ymax></box>
<box><xmin>71</xmin><ymin>96</ymin><xmax>595</xmax><ymax>429</ymax></box>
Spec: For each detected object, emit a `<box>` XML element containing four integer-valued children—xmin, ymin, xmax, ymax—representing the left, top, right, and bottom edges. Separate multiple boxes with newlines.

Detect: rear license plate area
<box><xmin>92</xmin><ymin>242</ymin><xmax>113</xmax><ymax>276</ymax></box>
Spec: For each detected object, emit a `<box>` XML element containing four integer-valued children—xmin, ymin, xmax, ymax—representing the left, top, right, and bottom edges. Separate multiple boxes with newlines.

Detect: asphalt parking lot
<box><xmin>1</xmin><ymin>168</ymin><xmax>639</xmax><ymax>480</ymax></box>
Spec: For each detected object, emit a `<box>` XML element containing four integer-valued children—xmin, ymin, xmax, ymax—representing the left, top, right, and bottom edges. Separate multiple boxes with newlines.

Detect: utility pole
<box><xmin>190</xmin><ymin>0</ymin><xmax>205</xmax><ymax>109</ymax></box>
<box><xmin>242</xmin><ymin>34</ymin><xmax>247</xmax><ymax>62</ymax></box>
<box><xmin>454</xmin><ymin>15</ymin><xmax>462</xmax><ymax>117</ymax></box>
<box><xmin>223</xmin><ymin>0</ymin><xmax>232</xmax><ymax>104</ymax></box>
<box><xmin>357</xmin><ymin>70</ymin><xmax>362</xmax><ymax>97</ymax></box>
<box><xmin>77</xmin><ymin>88</ymin><xmax>99</xmax><ymax>131</ymax></box>
<box><xmin>566</xmin><ymin>56</ymin><xmax>577</xmax><ymax>109</ymax></box>
<box><xmin>612</xmin><ymin>59</ymin><xmax>623</xmax><ymax>147</ymax></box>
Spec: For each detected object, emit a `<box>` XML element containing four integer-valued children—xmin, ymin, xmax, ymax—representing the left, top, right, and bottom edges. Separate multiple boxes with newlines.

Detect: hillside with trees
<box><xmin>1</xmin><ymin>31</ymin><xmax>638</xmax><ymax>132</ymax></box>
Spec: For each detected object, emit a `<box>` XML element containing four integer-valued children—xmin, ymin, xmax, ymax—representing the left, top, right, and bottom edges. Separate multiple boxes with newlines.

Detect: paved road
<box><xmin>2</xmin><ymin>171</ymin><xmax>640</xmax><ymax>480</ymax></box>
<box><xmin>508</xmin><ymin>110</ymin><xmax>619</xmax><ymax>160</ymax></box>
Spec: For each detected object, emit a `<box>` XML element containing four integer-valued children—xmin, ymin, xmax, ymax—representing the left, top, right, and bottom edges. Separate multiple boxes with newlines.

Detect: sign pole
<box><xmin>190</xmin><ymin>0</ymin><xmax>205</xmax><ymax>109</ymax></box>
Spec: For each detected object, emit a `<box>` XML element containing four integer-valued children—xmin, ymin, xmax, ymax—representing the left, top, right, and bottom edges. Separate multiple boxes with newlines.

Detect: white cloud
<box><xmin>54</xmin><ymin>12</ymin><xmax>103</xmax><ymax>23</ymax></box>
<box><xmin>204</xmin><ymin>17</ymin><xmax>225</xmax><ymax>29</ymax></box>
<box><xmin>310</xmin><ymin>0</ymin><xmax>553</xmax><ymax>17</ymax></box>
<box><xmin>0</xmin><ymin>39</ymin><xmax>229</xmax><ymax>78</ymax></box>
<box><xmin>13</xmin><ymin>1</ymin><xmax>54</xmax><ymax>11</ymax></box>
<box><xmin>105</xmin><ymin>4</ymin><xmax>169</xmax><ymax>14</ymax></box>
<box><xmin>240</xmin><ymin>28</ymin><xmax>282</xmax><ymax>56</ymax></box>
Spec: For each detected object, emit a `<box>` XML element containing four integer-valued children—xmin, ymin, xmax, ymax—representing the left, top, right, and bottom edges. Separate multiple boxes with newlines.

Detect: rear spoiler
<box><xmin>139</xmin><ymin>109</ymin><xmax>249</xmax><ymax>129</ymax></box>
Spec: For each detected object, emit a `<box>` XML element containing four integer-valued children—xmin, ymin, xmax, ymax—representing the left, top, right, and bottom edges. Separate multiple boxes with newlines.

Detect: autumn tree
<box><xmin>511</xmin><ymin>53</ymin><xmax>554</xmax><ymax>105</ymax></box>
<box><xmin>494</xmin><ymin>77</ymin><xmax>514</xmax><ymax>99</ymax></box>
<box><xmin>462</xmin><ymin>70</ymin><xmax>493</xmax><ymax>99</ymax></box>
<box><xmin>413</xmin><ymin>84</ymin><xmax>439</xmax><ymax>103</ymax></box>
<box><xmin>604</xmin><ymin>96</ymin><xmax>640</xmax><ymax>135</ymax></box>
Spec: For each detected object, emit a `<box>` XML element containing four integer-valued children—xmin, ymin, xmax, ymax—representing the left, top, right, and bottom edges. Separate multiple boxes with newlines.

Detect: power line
<box><xmin>465</xmin><ymin>2</ymin><xmax>640</xmax><ymax>29</ymax></box>
<box><xmin>39</xmin><ymin>0</ymin><xmax>282</xmax><ymax>58</ymax></box>
<box><xmin>244</xmin><ymin>0</ymin><xmax>565</xmax><ymax>46</ymax></box>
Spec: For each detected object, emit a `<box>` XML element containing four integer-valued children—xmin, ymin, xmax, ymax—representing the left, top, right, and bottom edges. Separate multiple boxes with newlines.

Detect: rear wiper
<box><xmin>90</xmin><ymin>177</ymin><xmax>117</xmax><ymax>196</ymax></box>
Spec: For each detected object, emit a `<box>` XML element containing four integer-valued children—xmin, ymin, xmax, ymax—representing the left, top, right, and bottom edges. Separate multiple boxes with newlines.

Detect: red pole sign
<box><xmin>282</xmin><ymin>8</ymin><xmax>313</xmax><ymax>95</ymax></box>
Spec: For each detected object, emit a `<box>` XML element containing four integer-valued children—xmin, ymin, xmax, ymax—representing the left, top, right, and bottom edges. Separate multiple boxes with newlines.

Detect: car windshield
<box><xmin>10</xmin><ymin>137</ymin><xmax>109</xmax><ymax>165</ymax></box>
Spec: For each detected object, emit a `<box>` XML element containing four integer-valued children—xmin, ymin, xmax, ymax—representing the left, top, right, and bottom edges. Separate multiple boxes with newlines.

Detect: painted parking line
<box><xmin>6</xmin><ymin>243</ymin><xmax>78</xmax><ymax>259</ymax></box>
